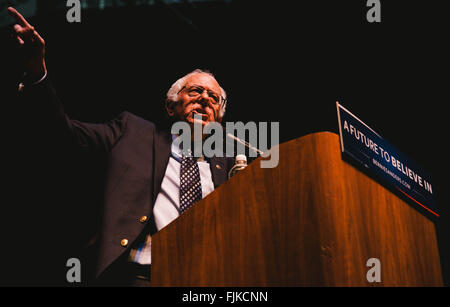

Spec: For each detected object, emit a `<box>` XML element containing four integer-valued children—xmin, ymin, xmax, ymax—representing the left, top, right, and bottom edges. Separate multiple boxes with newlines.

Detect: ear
<box><xmin>215</xmin><ymin>107</ymin><xmax>224</xmax><ymax>124</ymax></box>
<box><xmin>165</xmin><ymin>99</ymin><xmax>175</xmax><ymax>117</ymax></box>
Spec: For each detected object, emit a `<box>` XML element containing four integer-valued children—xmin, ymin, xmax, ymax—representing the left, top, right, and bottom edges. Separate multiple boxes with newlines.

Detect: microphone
<box><xmin>225</xmin><ymin>133</ymin><xmax>265</xmax><ymax>156</ymax></box>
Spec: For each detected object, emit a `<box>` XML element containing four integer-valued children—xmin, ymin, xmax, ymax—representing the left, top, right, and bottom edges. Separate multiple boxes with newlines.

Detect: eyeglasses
<box><xmin>178</xmin><ymin>85</ymin><xmax>226</xmax><ymax>105</ymax></box>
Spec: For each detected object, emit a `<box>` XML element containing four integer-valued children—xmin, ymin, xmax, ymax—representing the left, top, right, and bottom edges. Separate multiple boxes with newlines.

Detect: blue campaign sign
<box><xmin>336</xmin><ymin>102</ymin><xmax>438</xmax><ymax>218</ymax></box>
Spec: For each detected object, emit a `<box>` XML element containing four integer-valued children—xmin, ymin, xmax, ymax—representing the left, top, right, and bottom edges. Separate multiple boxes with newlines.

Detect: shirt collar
<box><xmin>171</xmin><ymin>134</ymin><xmax>207</xmax><ymax>163</ymax></box>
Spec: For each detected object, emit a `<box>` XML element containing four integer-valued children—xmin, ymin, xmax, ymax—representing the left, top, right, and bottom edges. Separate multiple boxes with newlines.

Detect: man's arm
<box><xmin>8</xmin><ymin>7</ymin><xmax>46</xmax><ymax>83</ymax></box>
<box><xmin>21</xmin><ymin>76</ymin><xmax>129</xmax><ymax>152</ymax></box>
<box><xmin>9</xmin><ymin>7</ymin><xmax>125</xmax><ymax>153</ymax></box>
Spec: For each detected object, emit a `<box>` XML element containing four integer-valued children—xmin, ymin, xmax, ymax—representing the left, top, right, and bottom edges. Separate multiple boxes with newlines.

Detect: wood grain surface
<box><xmin>150</xmin><ymin>132</ymin><xmax>443</xmax><ymax>286</ymax></box>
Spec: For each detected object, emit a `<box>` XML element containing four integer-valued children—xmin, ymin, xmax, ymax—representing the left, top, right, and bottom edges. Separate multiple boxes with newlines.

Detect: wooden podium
<box><xmin>150</xmin><ymin>132</ymin><xmax>443</xmax><ymax>286</ymax></box>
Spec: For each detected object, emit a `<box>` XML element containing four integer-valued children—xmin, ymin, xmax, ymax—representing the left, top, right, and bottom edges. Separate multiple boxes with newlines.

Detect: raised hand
<box><xmin>8</xmin><ymin>7</ymin><xmax>47</xmax><ymax>82</ymax></box>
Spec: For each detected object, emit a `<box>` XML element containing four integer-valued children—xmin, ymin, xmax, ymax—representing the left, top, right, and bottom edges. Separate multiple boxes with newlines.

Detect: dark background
<box><xmin>1</xmin><ymin>0</ymin><xmax>448</xmax><ymax>286</ymax></box>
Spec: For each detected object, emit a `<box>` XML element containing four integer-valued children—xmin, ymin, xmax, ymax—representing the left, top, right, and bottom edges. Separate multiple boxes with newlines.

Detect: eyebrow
<box><xmin>187</xmin><ymin>84</ymin><xmax>220</xmax><ymax>94</ymax></box>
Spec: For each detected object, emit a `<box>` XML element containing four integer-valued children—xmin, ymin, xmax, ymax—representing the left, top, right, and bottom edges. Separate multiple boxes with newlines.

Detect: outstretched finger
<box><xmin>7</xmin><ymin>7</ymin><xmax>32</xmax><ymax>27</ymax></box>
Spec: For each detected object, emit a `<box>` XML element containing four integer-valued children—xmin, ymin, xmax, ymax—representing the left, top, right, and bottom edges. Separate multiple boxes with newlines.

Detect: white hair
<box><xmin>166</xmin><ymin>69</ymin><xmax>227</xmax><ymax>118</ymax></box>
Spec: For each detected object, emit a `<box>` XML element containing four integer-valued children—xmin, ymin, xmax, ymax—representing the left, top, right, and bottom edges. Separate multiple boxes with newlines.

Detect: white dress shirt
<box><xmin>130</xmin><ymin>135</ymin><xmax>215</xmax><ymax>265</ymax></box>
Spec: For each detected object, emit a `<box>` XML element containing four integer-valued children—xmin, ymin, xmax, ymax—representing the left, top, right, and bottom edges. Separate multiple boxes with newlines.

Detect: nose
<box><xmin>201</xmin><ymin>90</ymin><xmax>210</xmax><ymax>100</ymax></box>
<box><xmin>198</xmin><ymin>91</ymin><xmax>210</xmax><ymax>106</ymax></box>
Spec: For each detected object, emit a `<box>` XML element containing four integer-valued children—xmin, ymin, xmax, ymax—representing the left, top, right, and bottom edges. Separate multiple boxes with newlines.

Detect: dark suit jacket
<box><xmin>19</xmin><ymin>77</ymin><xmax>235</xmax><ymax>283</ymax></box>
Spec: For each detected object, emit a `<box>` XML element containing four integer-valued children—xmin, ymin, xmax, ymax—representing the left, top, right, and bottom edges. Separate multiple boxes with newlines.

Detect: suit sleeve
<box><xmin>18</xmin><ymin>75</ymin><xmax>127</xmax><ymax>154</ymax></box>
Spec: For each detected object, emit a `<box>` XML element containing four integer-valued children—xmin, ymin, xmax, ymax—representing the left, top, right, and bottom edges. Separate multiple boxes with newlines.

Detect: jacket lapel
<box><xmin>209</xmin><ymin>156</ymin><xmax>229</xmax><ymax>188</ymax></box>
<box><xmin>152</xmin><ymin>128</ymin><xmax>172</xmax><ymax>204</ymax></box>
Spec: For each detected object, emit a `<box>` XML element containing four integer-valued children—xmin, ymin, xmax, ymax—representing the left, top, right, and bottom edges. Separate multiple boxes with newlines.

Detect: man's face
<box><xmin>167</xmin><ymin>73</ymin><xmax>223</xmax><ymax>128</ymax></box>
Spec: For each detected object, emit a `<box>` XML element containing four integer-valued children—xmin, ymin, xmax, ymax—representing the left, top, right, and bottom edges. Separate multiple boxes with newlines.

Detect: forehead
<box><xmin>184</xmin><ymin>73</ymin><xmax>221</xmax><ymax>93</ymax></box>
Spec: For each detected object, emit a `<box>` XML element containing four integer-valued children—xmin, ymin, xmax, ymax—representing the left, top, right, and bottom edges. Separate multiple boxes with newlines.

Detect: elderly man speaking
<box><xmin>8</xmin><ymin>7</ymin><xmax>235</xmax><ymax>286</ymax></box>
